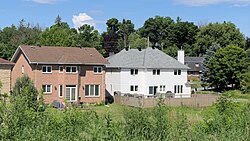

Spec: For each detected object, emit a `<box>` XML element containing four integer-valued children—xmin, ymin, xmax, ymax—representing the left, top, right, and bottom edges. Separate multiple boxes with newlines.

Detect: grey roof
<box><xmin>184</xmin><ymin>57</ymin><xmax>204</xmax><ymax>72</ymax></box>
<box><xmin>106</xmin><ymin>47</ymin><xmax>189</xmax><ymax>69</ymax></box>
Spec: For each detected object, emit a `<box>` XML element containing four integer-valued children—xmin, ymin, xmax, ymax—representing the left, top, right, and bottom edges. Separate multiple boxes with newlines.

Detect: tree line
<box><xmin>1</xmin><ymin>15</ymin><xmax>249</xmax><ymax>60</ymax></box>
<box><xmin>0</xmin><ymin>15</ymin><xmax>249</xmax><ymax>91</ymax></box>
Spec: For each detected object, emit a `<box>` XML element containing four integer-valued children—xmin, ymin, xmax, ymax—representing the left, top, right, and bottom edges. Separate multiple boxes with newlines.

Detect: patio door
<box><xmin>66</xmin><ymin>85</ymin><xmax>76</xmax><ymax>102</ymax></box>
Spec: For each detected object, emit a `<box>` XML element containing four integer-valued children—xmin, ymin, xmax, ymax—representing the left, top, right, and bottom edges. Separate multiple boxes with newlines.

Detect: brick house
<box><xmin>11</xmin><ymin>45</ymin><xmax>109</xmax><ymax>104</ymax></box>
<box><xmin>0</xmin><ymin>58</ymin><xmax>14</xmax><ymax>94</ymax></box>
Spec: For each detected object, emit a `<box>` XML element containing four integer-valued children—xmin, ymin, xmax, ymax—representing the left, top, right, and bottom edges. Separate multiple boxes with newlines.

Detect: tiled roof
<box><xmin>11</xmin><ymin>45</ymin><xmax>109</xmax><ymax>65</ymax></box>
<box><xmin>0</xmin><ymin>58</ymin><xmax>15</xmax><ymax>65</ymax></box>
<box><xmin>184</xmin><ymin>57</ymin><xmax>204</xmax><ymax>72</ymax></box>
<box><xmin>106</xmin><ymin>47</ymin><xmax>189</xmax><ymax>69</ymax></box>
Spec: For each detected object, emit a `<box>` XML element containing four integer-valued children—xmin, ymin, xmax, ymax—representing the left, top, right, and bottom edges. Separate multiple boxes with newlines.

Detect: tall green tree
<box><xmin>139</xmin><ymin>16</ymin><xmax>175</xmax><ymax>48</ymax></box>
<box><xmin>40</xmin><ymin>16</ymin><xmax>76</xmax><ymax>47</ymax></box>
<box><xmin>194</xmin><ymin>22</ymin><xmax>245</xmax><ymax>56</ymax></box>
<box><xmin>127</xmin><ymin>33</ymin><xmax>147</xmax><ymax>49</ymax></box>
<box><xmin>118</xmin><ymin>19</ymin><xmax>135</xmax><ymax>49</ymax></box>
<box><xmin>76</xmin><ymin>24</ymin><xmax>104</xmax><ymax>54</ymax></box>
<box><xmin>206</xmin><ymin>45</ymin><xmax>248</xmax><ymax>89</ymax></box>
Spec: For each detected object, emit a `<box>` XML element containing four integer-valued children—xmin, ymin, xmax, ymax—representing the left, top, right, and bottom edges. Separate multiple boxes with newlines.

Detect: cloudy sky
<box><xmin>0</xmin><ymin>0</ymin><xmax>250</xmax><ymax>36</ymax></box>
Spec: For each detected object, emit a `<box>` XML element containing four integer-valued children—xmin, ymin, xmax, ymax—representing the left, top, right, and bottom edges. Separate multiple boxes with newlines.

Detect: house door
<box><xmin>149</xmin><ymin>86</ymin><xmax>158</xmax><ymax>95</ymax></box>
<box><xmin>66</xmin><ymin>85</ymin><xmax>76</xmax><ymax>102</ymax></box>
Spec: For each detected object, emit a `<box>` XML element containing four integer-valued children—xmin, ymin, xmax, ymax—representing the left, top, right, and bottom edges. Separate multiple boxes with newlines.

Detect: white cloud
<box><xmin>30</xmin><ymin>0</ymin><xmax>62</xmax><ymax>4</ymax></box>
<box><xmin>72</xmin><ymin>13</ymin><xmax>96</xmax><ymax>28</ymax></box>
<box><xmin>173</xmin><ymin>0</ymin><xmax>250</xmax><ymax>6</ymax></box>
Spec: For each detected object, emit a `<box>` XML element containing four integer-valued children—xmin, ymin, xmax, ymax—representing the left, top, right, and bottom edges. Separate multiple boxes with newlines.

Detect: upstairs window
<box><xmin>130</xmin><ymin>69</ymin><xmax>138</xmax><ymax>75</ymax></box>
<box><xmin>42</xmin><ymin>66</ymin><xmax>52</xmax><ymax>73</ymax></box>
<box><xmin>174</xmin><ymin>69</ymin><xmax>181</xmax><ymax>75</ymax></box>
<box><xmin>153</xmin><ymin>69</ymin><xmax>160</xmax><ymax>75</ymax></box>
<box><xmin>59</xmin><ymin>66</ymin><xmax>64</xmax><ymax>73</ymax></box>
<box><xmin>66</xmin><ymin>66</ymin><xmax>77</xmax><ymax>73</ymax></box>
<box><xmin>93</xmin><ymin>66</ymin><xmax>102</xmax><ymax>73</ymax></box>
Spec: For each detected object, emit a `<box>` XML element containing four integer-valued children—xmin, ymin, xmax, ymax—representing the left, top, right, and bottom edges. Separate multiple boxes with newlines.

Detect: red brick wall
<box><xmin>12</xmin><ymin>52</ymin><xmax>106</xmax><ymax>104</ymax></box>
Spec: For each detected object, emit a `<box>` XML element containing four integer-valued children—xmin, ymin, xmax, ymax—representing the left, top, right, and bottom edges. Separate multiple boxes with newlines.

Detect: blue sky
<box><xmin>0</xmin><ymin>0</ymin><xmax>250</xmax><ymax>37</ymax></box>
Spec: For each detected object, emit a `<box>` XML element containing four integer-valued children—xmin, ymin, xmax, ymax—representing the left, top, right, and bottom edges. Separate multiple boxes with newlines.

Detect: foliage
<box><xmin>194</xmin><ymin>22</ymin><xmax>246</xmax><ymax>56</ymax></box>
<box><xmin>206</xmin><ymin>45</ymin><xmax>248</xmax><ymax>89</ymax></box>
<box><xmin>127</xmin><ymin>33</ymin><xmax>148</xmax><ymax>49</ymax></box>
<box><xmin>11</xmin><ymin>74</ymin><xmax>39</xmax><ymax>111</ymax></box>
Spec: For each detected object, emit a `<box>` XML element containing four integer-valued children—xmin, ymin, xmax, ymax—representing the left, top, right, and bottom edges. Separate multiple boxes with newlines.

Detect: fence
<box><xmin>114</xmin><ymin>94</ymin><xmax>219</xmax><ymax>107</ymax></box>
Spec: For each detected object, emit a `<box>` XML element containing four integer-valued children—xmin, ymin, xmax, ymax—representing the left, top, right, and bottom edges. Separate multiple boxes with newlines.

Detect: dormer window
<box><xmin>195</xmin><ymin>63</ymin><xmax>200</xmax><ymax>67</ymax></box>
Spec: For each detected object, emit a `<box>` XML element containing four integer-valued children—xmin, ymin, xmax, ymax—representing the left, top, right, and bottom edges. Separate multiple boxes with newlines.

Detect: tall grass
<box><xmin>0</xmin><ymin>95</ymin><xmax>250</xmax><ymax>140</ymax></box>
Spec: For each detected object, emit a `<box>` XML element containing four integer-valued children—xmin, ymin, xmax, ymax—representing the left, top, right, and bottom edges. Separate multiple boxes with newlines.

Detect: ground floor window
<box><xmin>85</xmin><ymin>85</ymin><xmax>100</xmax><ymax>97</ymax></box>
<box><xmin>130</xmin><ymin>85</ymin><xmax>138</xmax><ymax>92</ymax></box>
<box><xmin>42</xmin><ymin>85</ymin><xmax>52</xmax><ymax>93</ymax></box>
<box><xmin>174</xmin><ymin>85</ymin><xmax>183</xmax><ymax>93</ymax></box>
<box><xmin>59</xmin><ymin>85</ymin><xmax>63</xmax><ymax>97</ymax></box>
<box><xmin>160</xmin><ymin>85</ymin><xmax>166</xmax><ymax>92</ymax></box>
<box><xmin>65</xmin><ymin>85</ymin><xmax>76</xmax><ymax>101</ymax></box>
<box><xmin>149</xmin><ymin>86</ymin><xmax>158</xmax><ymax>95</ymax></box>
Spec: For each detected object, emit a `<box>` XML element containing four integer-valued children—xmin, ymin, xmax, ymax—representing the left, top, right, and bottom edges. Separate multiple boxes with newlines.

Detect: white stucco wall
<box><xmin>105</xmin><ymin>68</ymin><xmax>191</xmax><ymax>98</ymax></box>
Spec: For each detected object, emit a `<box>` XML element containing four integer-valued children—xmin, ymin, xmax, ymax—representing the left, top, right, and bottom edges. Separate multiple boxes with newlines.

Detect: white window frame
<box><xmin>160</xmin><ymin>85</ymin><xmax>166</xmax><ymax>92</ymax></box>
<box><xmin>22</xmin><ymin>65</ymin><xmax>24</xmax><ymax>74</ymax></box>
<box><xmin>42</xmin><ymin>85</ymin><xmax>52</xmax><ymax>94</ymax></box>
<box><xmin>59</xmin><ymin>84</ymin><xmax>63</xmax><ymax>97</ymax></box>
<box><xmin>174</xmin><ymin>69</ymin><xmax>181</xmax><ymax>75</ymax></box>
<box><xmin>65</xmin><ymin>85</ymin><xmax>77</xmax><ymax>102</ymax></box>
<box><xmin>153</xmin><ymin>69</ymin><xmax>160</xmax><ymax>75</ymax></box>
<box><xmin>59</xmin><ymin>66</ymin><xmax>64</xmax><ymax>73</ymax></box>
<box><xmin>65</xmin><ymin>66</ymin><xmax>77</xmax><ymax>73</ymax></box>
<box><xmin>42</xmin><ymin>66</ymin><xmax>52</xmax><ymax>73</ymax></box>
<box><xmin>85</xmin><ymin>84</ymin><xmax>100</xmax><ymax>97</ymax></box>
<box><xmin>93</xmin><ymin>66</ymin><xmax>103</xmax><ymax>74</ymax></box>
<box><xmin>130</xmin><ymin>85</ymin><xmax>138</xmax><ymax>92</ymax></box>
<box><xmin>174</xmin><ymin>85</ymin><xmax>183</xmax><ymax>94</ymax></box>
<box><xmin>130</xmin><ymin>69</ymin><xmax>138</xmax><ymax>75</ymax></box>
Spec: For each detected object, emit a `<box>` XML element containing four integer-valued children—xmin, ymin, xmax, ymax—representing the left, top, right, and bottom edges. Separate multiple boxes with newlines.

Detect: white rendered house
<box><xmin>105</xmin><ymin>47</ymin><xmax>191</xmax><ymax>98</ymax></box>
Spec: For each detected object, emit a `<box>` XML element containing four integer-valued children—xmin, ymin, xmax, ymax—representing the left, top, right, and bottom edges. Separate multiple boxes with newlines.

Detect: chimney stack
<box><xmin>177</xmin><ymin>50</ymin><xmax>184</xmax><ymax>64</ymax></box>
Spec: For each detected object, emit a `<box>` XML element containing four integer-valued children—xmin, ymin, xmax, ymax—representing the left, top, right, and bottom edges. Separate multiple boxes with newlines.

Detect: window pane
<box><xmin>66</xmin><ymin>67</ymin><xmax>71</xmax><ymax>72</ymax></box>
<box><xmin>130</xmin><ymin>85</ymin><xmax>134</xmax><ymax>91</ymax></box>
<box><xmin>135</xmin><ymin>86</ymin><xmax>138</xmax><ymax>91</ymax></box>
<box><xmin>130</xmin><ymin>69</ymin><xmax>134</xmax><ymax>75</ymax></box>
<box><xmin>66</xmin><ymin>88</ymin><xmax>70</xmax><ymax>100</ymax></box>
<box><xmin>174</xmin><ymin>70</ymin><xmax>177</xmax><ymax>75</ymax></box>
<box><xmin>157</xmin><ymin>69</ymin><xmax>160</xmax><ymax>75</ymax></box>
<box><xmin>85</xmin><ymin>85</ymin><xmax>89</xmax><ymax>96</ymax></box>
<box><xmin>71</xmin><ymin>88</ymin><xmax>76</xmax><ymax>101</ymax></box>
<box><xmin>42</xmin><ymin>85</ymin><xmax>46</xmax><ymax>92</ymax></box>
<box><xmin>174</xmin><ymin>85</ymin><xmax>177</xmax><ymax>93</ymax></box>
<box><xmin>180</xmin><ymin>85</ymin><xmax>183</xmax><ymax>93</ymax></box>
<box><xmin>98</xmin><ymin>67</ymin><xmax>102</xmax><ymax>73</ymax></box>
<box><xmin>135</xmin><ymin>69</ymin><xmax>138</xmax><ymax>75</ymax></box>
<box><xmin>59</xmin><ymin>85</ymin><xmax>63</xmax><ymax>97</ymax></box>
<box><xmin>47</xmin><ymin>67</ymin><xmax>51</xmax><ymax>72</ymax></box>
<box><xmin>59</xmin><ymin>67</ymin><xmax>63</xmax><ymax>72</ymax></box>
<box><xmin>42</xmin><ymin>67</ymin><xmax>46</xmax><ymax>72</ymax></box>
<box><xmin>94</xmin><ymin>67</ymin><xmax>98</xmax><ymax>73</ymax></box>
<box><xmin>72</xmin><ymin>67</ymin><xmax>77</xmax><ymax>72</ymax></box>
<box><xmin>178</xmin><ymin>70</ymin><xmax>181</xmax><ymax>75</ymax></box>
<box><xmin>90</xmin><ymin>85</ymin><xmax>94</xmax><ymax>96</ymax></box>
<box><xmin>163</xmin><ymin>86</ymin><xmax>165</xmax><ymax>91</ymax></box>
<box><xmin>95</xmin><ymin>85</ymin><xmax>99</xmax><ymax>96</ymax></box>
<box><xmin>149</xmin><ymin>87</ymin><xmax>153</xmax><ymax>94</ymax></box>
<box><xmin>153</xmin><ymin>70</ymin><xmax>156</xmax><ymax>75</ymax></box>
<box><xmin>47</xmin><ymin>85</ymin><xmax>51</xmax><ymax>92</ymax></box>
